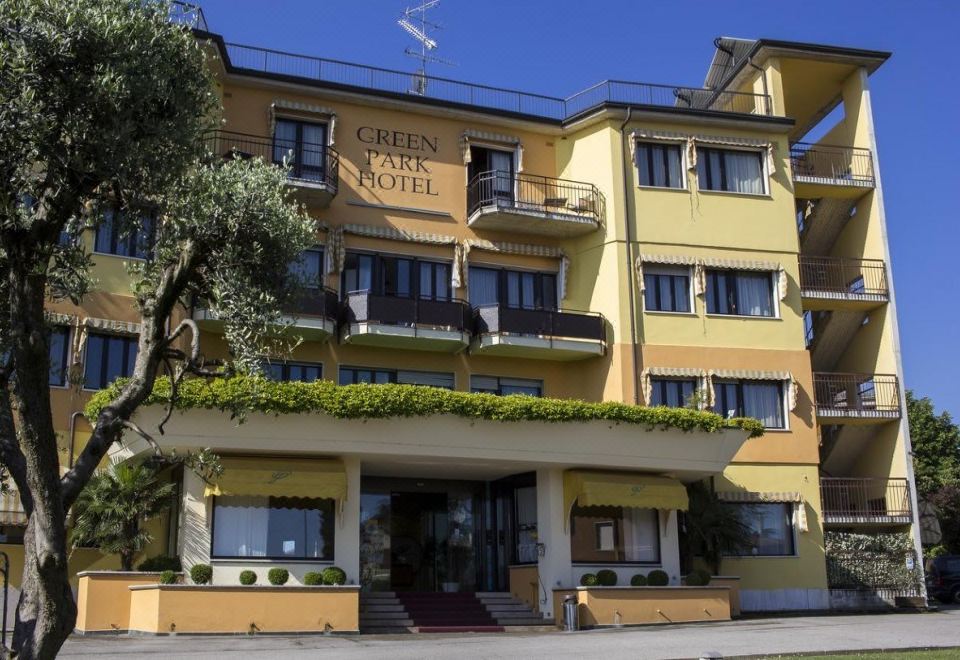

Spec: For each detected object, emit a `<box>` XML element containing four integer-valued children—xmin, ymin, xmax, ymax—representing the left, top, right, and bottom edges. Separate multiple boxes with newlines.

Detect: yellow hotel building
<box><xmin>0</xmin><ymin>9</ymin><xmax>924</xmax><ymax>633</ymax></box>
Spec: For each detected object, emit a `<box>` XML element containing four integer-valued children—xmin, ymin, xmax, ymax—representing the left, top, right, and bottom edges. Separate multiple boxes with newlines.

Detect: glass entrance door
<box><xmin>389</xmin><ymin>491</ymin><xmax>447</xmax><ymax>591</ymax></box>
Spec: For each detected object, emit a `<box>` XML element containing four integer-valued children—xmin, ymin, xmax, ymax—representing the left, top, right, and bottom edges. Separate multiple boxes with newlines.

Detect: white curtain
<box><xmin>212</xmin><ymin>500</ymin><xmax>269</xmax><ymax>557</ymax></box>
<box><xmin>742</xmin><ymin>382</ymin><xmax>784</xmax><ymax>428</ymax></box>
<box><xmin>300</xmin><ymin>123</ymin><xmax>326</xmax><ymax>180</ymax></box>
<box><xmin>621</xmin><ymin>508</ymin><xmax>659</xmax><ymax>563</ymax></box>
<box><xmin>273</xmin><ymin>120</ymin><xmax>297</xmax><ymax>165</ymax></box>
<box><xmin>469</xmin><ymin>268</ymin><xmax>499</xmax><ymax>307</ymax></box>
<box><xmin>726</xmin><ymin>150</ymin><xmax>763</xmax><ymax>194</ymax></box>
<box><xmin>736</xmin><ymin>272</ymin><xmax>773</xmax><ymax>316</ymax></box>
<box><xmin>490</xmin><ymin>150</ymin><xmax>513</xmax><ymax>198</ymax></box>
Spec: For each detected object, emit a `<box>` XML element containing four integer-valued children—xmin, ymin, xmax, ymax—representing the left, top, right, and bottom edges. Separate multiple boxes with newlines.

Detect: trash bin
<box><xmin>562</xmin><ymin>595</ymin><xmax>579</xmax><ymax>631</ymax></box>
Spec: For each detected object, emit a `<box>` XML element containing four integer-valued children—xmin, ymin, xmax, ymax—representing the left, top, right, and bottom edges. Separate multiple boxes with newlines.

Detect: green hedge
<box><xmin>85</xmin><ymin>376</ymin><xmax>764</xmax><ymax>438</ymax></box>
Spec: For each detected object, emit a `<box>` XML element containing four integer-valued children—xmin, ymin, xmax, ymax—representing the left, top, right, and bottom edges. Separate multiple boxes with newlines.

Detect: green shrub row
<box><xmin>580</xmin><ymin>569</ymin><xmax>670</xmax><ymax>587</ymax></box>
<box><xmin>86</xmin><ymin>376</ymin><xmax>764</xmax><ymax>438</ymax></box>
<box><xmin>139</xmin><ymin>555</ymin><xmax>182</xmax><ymax>572</ymax></box>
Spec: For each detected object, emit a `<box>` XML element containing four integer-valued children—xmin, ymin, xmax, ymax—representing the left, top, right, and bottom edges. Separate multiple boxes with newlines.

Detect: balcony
<box><xmin>204</xmin><ymin>130</ymin><xmax>339</xmax><ymax>207</ymax></box>
<box><xmin>471</xmin><ymin>305</ymin><xmax>605</xmax><ymax>360</ymax></box>
<box><xmin>790</xmin><ymin>142</ymin><xmax>874</xmax><ymax>198</ymax></box>
<box><xmin>194</xmin><ymin>287</ymin><xmax>339</xmax><ymax>341</ymax></box>
<box><xmin>799</xmin><ymin>256</ymin><xmax>888</xmax><ymax>311</ymax></box>
<box><xmin>340</xmin><ymin>292</ymin><xmax>472</xmax><ymax>352</ymax></box>
<box><xmin>813</xmin><ymin>373</ymin><xmax>901</xmax><ymax>422</ymax></box>
<box><xmin>821</xmin><ymin>477</ymin><xmax>912</xmax><ymax>525</ymax></box>
<box><xmin>466</xmin><ymin>171</ymin><xmax>604</xmax><ymax>237</ymax></box>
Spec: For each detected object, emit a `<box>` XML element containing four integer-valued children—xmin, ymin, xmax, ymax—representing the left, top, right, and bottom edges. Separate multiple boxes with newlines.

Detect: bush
<box><xmin>239</xmin><ymin>570</ymin><xmax>257</xmax><ymax>586</ymax></box>
<box><xmin>304</xmin><ymin>571</ymin><xmax>323</xmax><ymax>586</ymax></box>
<box><xmin>630</xmin><ymin>573</ymin><xmax>648</xmax><ymax>587</ymax></box>
<box><xmin>926</xmin><ymin>544</ymin><xmax>949</xmax><ymax>559</ymax></box>
<box><xmin>159</xmin><ymin>570</ymin><xmax>178</xmax><ymax>585</ymax></box>
<box><xmin>647</xmin><ymin>569</ymin><xmax>669</xmax><ymax>586</ymax></box>
<box><xmin>322</xmin><ymin>566</ymin><xmax>347</xmax><ymax>586</ymax></box>
<box><xmin>685</xmin><ymin>569</ymin><xmax>712</xmax><ymax>586</ymax></box>
<box><xmin>596</xmin><ymin>569</ymin><xmax>618</xmax><ymax>586</ymax></box>
<box><xmin>189</xmin><ymin>563</ymin><xmax>212</xmax><ymax>585</ymax></box>
<box><xmin>138</xmin><ymin>555</ymin><xmax>182</xmax><ymax>572</ymax></box>
<box><xmin>579</xmin><ymin>573</ymin><xmax>599</xmax><ymax>587</ymax></box>
<box><xmin>267</xmin><ymin>568</ymin><xmax>289</xmax><ymax>586</ymax></box>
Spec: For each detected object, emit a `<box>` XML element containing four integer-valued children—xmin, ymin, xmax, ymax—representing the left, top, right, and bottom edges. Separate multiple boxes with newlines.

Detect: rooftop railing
<box><xmin>467</xmin><ymin>170</ymin><xmax>606</xmax><ymax>224</ymax></box>
<box><xmin>170</xmin><ymin>1</ymin><xmax>207</xmax><ymax>31</ymax></box>
<box><xmin>218</xmin><ymin>42</ymin><xmax>772</xmax><ymax>122</ymax></box>
<box><xmin>799</xmin><ymin>256</ymin><xmax>889</xmax><ymax>298</ymax></box>
<box><xmin>790</xmin><ymin>142</ymin><xmax>875</xmax><ymax>186</ymax></box>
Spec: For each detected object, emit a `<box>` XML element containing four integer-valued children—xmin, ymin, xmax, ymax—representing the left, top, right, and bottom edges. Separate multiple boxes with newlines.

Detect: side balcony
<box><xmin>799</xmin><ymin>256</ymin><xmax>889</xmax><ymax>311</ymax></box>
<box><xmin>790</xmin><ymin>142</ymin><xmax>875</xmax><ymax>198</ymax></box>
<box><xmin>204</xmin><ymin>130</ymin><xmax>340</xmax><ymax>208</ymax></box>
<box><xmin>821</xmin><ymin>477</ymin><xmax>912</xmax><ymax>526</ymax></box>
<box><xmin>193</xmin><ymin>287</ymin><xmax>339</xmax><ymax>341</ymax></box>
<box><xmin>466</xmin><ymin>171</ymin><xmax>604</xmax><ymax>237</ymax></box>
<box><xmin>813</xmin><ymin>372</ymin><xmax>901</xmax><ymax>423</ymax></box>
<box><xmin>340</xmin><ymin>292</ymin><xmax>472</xmax><ymax>352</ymax></box>
<box><xmin>471</xmin><ymin>305</ymin><xmax>606</xmax><ymax>361</ymax></box>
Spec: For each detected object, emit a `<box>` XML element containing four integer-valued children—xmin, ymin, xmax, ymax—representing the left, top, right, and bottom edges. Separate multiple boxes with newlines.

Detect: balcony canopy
<box><xmin>205</xmin><ymin>457</ymin><xmax>346</xmax><ymax>500</ymax></box>
<box><xmin>563</xmin><ymin>470</ymin><xmax>689</xmax><ymax>518</ymax></box>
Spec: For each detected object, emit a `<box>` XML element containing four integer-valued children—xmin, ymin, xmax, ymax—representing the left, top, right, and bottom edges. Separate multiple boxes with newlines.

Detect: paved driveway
<box><xmin>60</xmin><ymin>607</ymin><xmax>960</xmax><ymax>659</ymax></box>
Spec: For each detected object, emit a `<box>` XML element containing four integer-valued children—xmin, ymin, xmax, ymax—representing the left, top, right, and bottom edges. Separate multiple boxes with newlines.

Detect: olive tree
<box><xmin>0</xmin><ymin>1</ymin><xmax>314</xmax><ymax>657</ymax></box>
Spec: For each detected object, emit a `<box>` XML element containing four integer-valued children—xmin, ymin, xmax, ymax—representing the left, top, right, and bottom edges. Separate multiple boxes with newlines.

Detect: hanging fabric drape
<box><xmin>324</xmin><ymin>225</ymin><xmax>345</xmax><ymax>275</ymax></box>
<box><xmin>716</xmin><ymin>490</ymin><xmax>808</xmax><ymax>533</ymax></box>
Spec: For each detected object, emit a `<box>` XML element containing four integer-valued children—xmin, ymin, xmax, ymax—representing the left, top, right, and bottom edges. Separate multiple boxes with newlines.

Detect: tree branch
<box><xmin>0</xmin><ymin>381</ymin><xmax>32</xmax><ymax>514</ymax></box>
<box><xmin>120</xmin><ymin>419</ymin><xmax>162</xmax><ymax>457</ymax></box>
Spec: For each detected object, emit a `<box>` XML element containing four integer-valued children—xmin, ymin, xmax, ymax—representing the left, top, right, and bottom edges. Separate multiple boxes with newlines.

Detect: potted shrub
<box><xmin>647</xmin><ymin>569</ymin><xmax>669</xmax><ymax>586</ymax></box>
<box><xmin>239</xmin><ymin>570</ymin><xmax>257</xmax><ymax>585</ymax></box>
<box><xmin>159</xmin><ymin>570</ymin><xmax>178</xmax><ymax>585</ymax></box>
<box><xmin>190</xmin><ymin>563</ymin><xmax>213</xmax><ymax>585</ymax></box>
<box><xmin>267</xmin><ymin>568</ymin><xmax>289</xmax><ymax>586</ymax></box>
<box><xmin>304</xmin><ymin>571</ymin><xmax>323</xmax><ymax>586</ymax></box>
<box><xmin>321</xmin><ymin>566</ymin><xmax>346</xmax><ymax>586</ymax></box>
<box><xmin>630</xmin><ymin>573</ymin><xmax>648</xmax><ymax>586</ymax></box>
<box><xmin>579</xmin><ymin>573</ymin><xmax>599</xmax><ymax>586</ymax></box>
<box><xmin>596</xmin><ymin>569</ymin><xmax>618</xmax><ymax>586</ymax></box>
<box><xmin>685</xmin><ymin>568</ymin><xmax>712</xmax><ymax>586</ymax></box>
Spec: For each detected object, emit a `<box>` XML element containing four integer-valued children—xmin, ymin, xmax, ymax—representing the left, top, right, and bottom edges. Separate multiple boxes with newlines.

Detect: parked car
<box><xmin>926</xmin><ymin>555</ymin><xmax>960</xmax><ymax>603</ymax></box>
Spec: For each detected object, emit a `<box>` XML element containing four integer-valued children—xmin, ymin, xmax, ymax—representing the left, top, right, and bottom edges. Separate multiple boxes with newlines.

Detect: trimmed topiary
<box><xmin>304</xmin><ymin>571</ymin><xmax>323</xmax><ymax>586</ymax></box>
<box><xmin>239</xmin><ymin>570</ymin><xmax>257</xmax><ymax>586</ymax></box>
<box><xmin>579</xmin><ymin>573</ymin><xmax>599</xmax><ymax>587</ymax></box>
<box><xmin>596</xmin><ymin>569</ymin><xmax>618</xmax><ymax>586</ymax></box>
<box><xmin>138</xmin><ymin>555</ymin><xmax>182</xmax><ymax>572</ymax></box>
<box><xmin>647</xmin><ymin>569</ymin><xmax>669</xmax><ymax>586</ymax></box>
<box><xmin>685</xmin><ymin>568</ymin><xmax>712</xmax><ymax>586</ymax></box>
<box><xmin>189</xmin><ymin>563</ymin><xmax>212</xmax><ymax>585</ymax></box>
<box><xmin>321</xmin><ymin>566</ymin><xmax>347</xmax><ymax>586</ymax></box>
<box><xmin>630</xmin><ymin>573</ymin><xmax>648</xmax><ymax>587</ymax></box>
<box><xmin>267</xmin><ymin>568</ymin><xmax>289</xmax><ymax>586</ymax></box>
<box><xmin>159</xmin><ymin>570</ymin><xmax>178</xmax><ymax>585</ymax></box>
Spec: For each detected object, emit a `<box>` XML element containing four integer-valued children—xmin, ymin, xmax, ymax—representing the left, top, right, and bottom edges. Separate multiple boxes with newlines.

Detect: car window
<box><xmin>945</xmin><ymin>559</ymin><xmax>960</xmax><ymax>572</ymax></box>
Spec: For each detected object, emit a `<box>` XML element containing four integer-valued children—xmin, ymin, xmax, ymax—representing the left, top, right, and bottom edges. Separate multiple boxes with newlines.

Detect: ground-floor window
<box><xmin>0</xmin><ymin>525</ymin><xmax>24</xmax><ymax>544</ymax></box>
<box><xmin>211</xmin><ymin>495</ymin><xmax>335</xmax><ymax>560</ymax></box>
<box><xmin>724</xmin><ymin>502</ymin><xmax>796</xmax><ymax>556</ymax></box>
<box><xmin>570</xmin><ymin>505</ymin><xmax>660</xmax><ymax>564</ymax></box>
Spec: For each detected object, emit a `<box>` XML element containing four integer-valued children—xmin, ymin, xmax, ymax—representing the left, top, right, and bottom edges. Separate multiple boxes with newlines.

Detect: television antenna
<box><xmin>397</xmin><ymin>0</ymin><xmax>456</xmax><ymax>95</ymax></box>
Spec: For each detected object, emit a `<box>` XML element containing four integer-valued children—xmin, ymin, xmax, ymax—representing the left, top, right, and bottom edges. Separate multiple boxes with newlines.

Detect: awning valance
<box><xmin>641</xmin><ymin>367</ymin><xmax>708</xmax><ymax>407</ymax></box>
<box><xmin>708</xmin><ymin>369</ymin><xmax>796</xmax><ymax>411</ymax></box>
<box><xmin>0</xmin><ymin>489</ymin><xmax>27</xmax><ymax>526</ymax></box>
<box><xmin>462</xmin><ymin>239</ymin><xmax>569</xmax><ymax>300</ymax></box>
<box><xmin>564</xmin><ymin>470</ymin><xmax>689</xmax><ymax>521</ymax></box>
<box><xmin>270</xmin><ymin>99</ymin><xmax>337</xmax><ymax>145</ymax></box>
<box><xmin>204</xmin><ymin>457</ymin><xmax>347</xmax><ymax>501</ymax></box>
<box><xmin>697</xmin><ymin>258</ymin><xmax>787</xmax><ymax>301</ymax></box>
<box><xmin>717</xmin><ymin>490</ymin><xmax>808</xmax><ymax>532</ymax></box>
<box><xmin>461</xmin><ymin>129</ymin><xmax>523</xmax><ymax>171</ymax></box>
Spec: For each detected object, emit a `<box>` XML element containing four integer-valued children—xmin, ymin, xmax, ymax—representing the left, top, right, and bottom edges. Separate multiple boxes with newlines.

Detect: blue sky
<box><xmin>195</xmin><ymin>0</ymin><xmax>959</xmax><ymax>418</ymax></box>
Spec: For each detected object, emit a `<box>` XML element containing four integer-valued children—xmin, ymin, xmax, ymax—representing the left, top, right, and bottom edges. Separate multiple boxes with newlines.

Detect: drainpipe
<box><xmin>618</xmin><ymin>107</ymin><xmax>640</xmax><ymax>404</ymax></box>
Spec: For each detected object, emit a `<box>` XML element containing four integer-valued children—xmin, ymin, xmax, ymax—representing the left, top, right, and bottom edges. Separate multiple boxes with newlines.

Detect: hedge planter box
<box><xmin>127</xmin><ymin>584</ymin><xmax>360</xmax><ymax>634</ymax></box>
<box><xmin>552</xmin><ymin>586</ymin><xmax>732</xmax><ymax>628</ymax></box>
<box><xmin>682</xmin><ymin>575</ymin><xmax>741</xmax><ymax>618</ymax></box>
<box><xmin>76</xmin><ymin>571</ymin><xmax>176</xmax><ymax>634</ymax></box>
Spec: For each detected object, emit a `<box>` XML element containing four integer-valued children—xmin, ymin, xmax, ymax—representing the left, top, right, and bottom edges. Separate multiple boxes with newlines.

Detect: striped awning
<box><xmin>698</xmin><ymin>258</ymin><xmax>787</xmax><ymax>301</ymax></box>
<box><xmin>717</xmin><ymin>490</ymin><xmax>808</xmax><ymax>532</ymax></box>
<box><xmin>0</xmin><ymin>489</ymin><xmax>27</xmax><ymax>526</ymax></box>
<box><xmin>636</xmin><ymin>255</ymin><xmax>698</xmax><ymax>294</ymax></box>
<box><xmin>709</xmin><ymin>369</ymin><xmax>796</xmax><ymax>411</ymax></box>
<box><xmin>641</xmin><ymin>367</ymin><xmax>708</xmax><ymax>407</ymax></box>
<box><xmin>85</xmin><ymin>317</ymin><xmax>140</xmax><ymax>335</ymax></box>
<box><xmin>461</xmin><ymin>129</ymin><xmax>523</xmax><ymax>170</ymax></box>
<box><xmin>564</xmin><ymin>471</ymin><xmax>689</xmax><ymax>528</ymax></box>
<box><xmin>464</xmin><ymin>239</ymin><xmax>569</xmax><ymax>300</ymax></box>
<box><xmin>630</xmin><ymin>129</ymin><xmax>776</xmax><ymax>175</ymax></box>
<box><xmin>205</xmin><ymin>457</ymin><xmax>347</xmax><ymax>501</ymax></box>
<box><xmin>270</xmin><ymin>99</ymin><xmax>337</xmax><ymax>145</ymax></box>
<box><xmin>342</xmin><ymin>223</ymin><xmax>456</xmax><ymax>246</ymax></box>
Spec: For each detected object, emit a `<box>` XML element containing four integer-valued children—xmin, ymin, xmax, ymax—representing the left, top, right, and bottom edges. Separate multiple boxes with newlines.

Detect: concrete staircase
<box><xmin>359</xmin><ymin>591</ymin><xmax>547</xmax><ymax>634</ymax></box>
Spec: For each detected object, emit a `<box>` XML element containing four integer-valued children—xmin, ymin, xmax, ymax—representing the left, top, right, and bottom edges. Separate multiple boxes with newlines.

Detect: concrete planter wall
<box><xmin>75</xmin><ymin>571</ymin><xmax>173</xmax><ymax>633</ymax></box>
<box><xmin>552</xmin><ymin>586</ymin><xmax>732</xmax><ymax>628</ymax></box>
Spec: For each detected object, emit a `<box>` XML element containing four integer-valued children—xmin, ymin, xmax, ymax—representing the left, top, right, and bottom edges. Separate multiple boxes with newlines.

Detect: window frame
<box><xmin>648</xmin><ymin>377</ymin><xmax>698</xmax><ymax>409</ymax></box>
<box><xmin>705</xmin><ymin>269</ymin><xmax>779</xmax><ymax>319</ymax></box>
<box><xmin>272</xmin><ymin>118</ymin><xmax>329</xmax><ymax>182</ymax></box>
<box><xmin>712</xmin><ymin>378</ymin><xmax>788</xmax><ymax>430</ymax></box>
<box><xmin>642</xmin><ymin>265</ymin><xmax>694</xmax><ymax>314</ymax></box>
<box><xmin>467</xmin><ymin>143</ymin><xmax>519</xmax><ymax>203</ymax></box>
<box><xmin>722</xmin><ymin>501</ymin><xmax>798</xmax><ymax>558</ymax></box>
<box><xmin>470</xmin><ymin>375</ymin><xmax>543</xmax><ymax>397</ymax></box>
<box><xmin>468</xmin><ymin>264</ymin><xmax>559</xmax><ymax>312</ymax></box>
<box><xmin>262</xmin><ymin>360</ymin><xmax>324</xmax><ymax>383</ymax></box>
<box><xmin>341</xmin><ymin>250</ymin><xmax>452</xmax><ymax>302</ymax></box>
<box><xmin>82</xmin><ymin>332</ymin><xmax>139</xmax><ymax>391</ymax></box>
<box><xmin>338</xmin><ymin>365</ymin><xmax>455</xmax><ymax>390</ymax></box>
<box><xmin>696</xmin><ymin>145</ymin><xmax>767</xmax><ymax>196</ymax></box>
<box><xmin>92</xmin><ymin>207</ymin><xmax>156</xmax><ymax>260</ymax></box>
<box><xmin>634</xmin><ymin>140</ymin><xmax>686</xmax><ymax>190</ymax></box>
<box><xmin>48</xmin><ymin>326</ymin><xmax>71</xmax><ymax>389</ymax></box>
<box><xmin>288</xmin><ymin>247</ymin><xmax>325</xmax><ymax>290</ymax></box>
<box><xmin>569</xmin><ymin>504</ymin><xmax>662</xmax><ymax>566</ymax></box>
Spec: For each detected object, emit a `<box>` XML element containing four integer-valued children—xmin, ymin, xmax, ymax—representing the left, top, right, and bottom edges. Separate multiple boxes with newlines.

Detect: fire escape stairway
<box><xmin>800</xmin><ymin>197</ymin><xmax>858</xmax><ymax>256</ymax></box>
<box><xmin>810</xmin><ymin>310</ymin><xmax>867</xmax><ymax>372</ymax></box>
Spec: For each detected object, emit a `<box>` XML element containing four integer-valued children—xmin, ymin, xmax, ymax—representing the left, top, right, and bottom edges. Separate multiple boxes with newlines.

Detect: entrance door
<box><xmin>389</xmin><ymin>491</ymin><xmax>448</xmax><ymax>591</ymax></box>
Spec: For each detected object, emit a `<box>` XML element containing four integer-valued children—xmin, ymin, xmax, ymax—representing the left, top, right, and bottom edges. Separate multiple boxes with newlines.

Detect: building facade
<box><xmin>1</xmin><ymin>12</ymin><xmax>923</xmax><ymax>629</ymax></box>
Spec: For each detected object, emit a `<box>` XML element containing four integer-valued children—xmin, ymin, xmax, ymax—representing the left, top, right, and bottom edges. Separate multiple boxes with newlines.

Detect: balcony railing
<box><xmin>821</xmin><ymin>477</ymin><xmax>912</xmax><ymax>524</ymax></box>
<box><xmin>799</xmin><ymin>256</ymin><xmax>888</xmax><ymax>299</ymax></box>
<box><xmin>170</xmin><ymin>1</ymin><xmax>207</xmax><ymax>30</ymax></box>
<box><xmin>467</xmin><ymin>171</ymin><xmax>605</xmax><ymax>224</ymax></box>
<box><xmin>219</xmin><ymin>43</ymin><xmax>772</xmax><ymax>121</ymax></box>
<box><xmin>790</xmin><ymin>143</ymin><xmax>875</xmax><ymax>187</ymax></box>
<box><xmin>474</xmin><ymin>305</ymin><xmax>605</xmax><ymax>342</ymax></box>
<box><xmin>282</xmin><ymin>287</ymin><xmax>339</xmax><ymax>321</ymax></box>
<box><xmin>813</xmin><ymin>373</ymin><xmax>901</xmax><ymax>419</ymax></box>
<box><xmin>203</xmin><ymin>130</ymin><xmax>340</xmax><ymax>195</ymax></box>
<box><xmin>342</xmin><ymin>292</ymin><xmax>472</xmax><ymax>333</ymax></box>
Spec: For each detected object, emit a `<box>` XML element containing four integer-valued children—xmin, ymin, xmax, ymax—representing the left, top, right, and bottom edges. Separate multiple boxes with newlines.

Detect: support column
<box><xmin>659</xmin><ymin>510</ymin><xmax>681</xmax><ymax>584</ymax></box>
<box><xmin>335</xmin><ymin>456</ymin><xmax>362</xmax><ymax>586</ymax></box>
<box><xmin>178</xmin><ymin>469</ymin><xmax>211</xmax><ymax>572</ymax></box>
<box><xmin>536</xmin><ymin>467</ymin><xmax>572</xmax><ymax>619</ymax></box>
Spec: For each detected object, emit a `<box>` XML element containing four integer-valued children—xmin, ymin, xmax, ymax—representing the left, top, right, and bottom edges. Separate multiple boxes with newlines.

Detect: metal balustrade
<box><xmin>813</xmin><ymin>373</ymin><xmax>901</xmax><ymax>419</ymax></box>
<box><xmin>343</xmin><ymin>292</ymin><xmax>472</xmax><ymax>333</ymax></box>
<box><xmin>799</xmin><ymin>256</ymin><xmax>888</xmax><ymax>298</ymax></box>
<box><xmin>282</xmin><ymin>287</ymin><xmax>340</xmax><ymax>321</ymax></box>
<box><xmin>467</xmin><ymin>171</ymin><xmax>605</xmax><ymax>225</ymax></box>
<box><xmin>821</xmin><ymin>477</ymin><xmax>911</xmax><ymax>523</ymax></box>
<box><xmin>790</xmin><ymin>143</ymin><xmax>875</xmax><ymax>186</ymax></box>
<box><xmin>474</xmin><ymin>305</ymin><xmax>605</xmax><ymax>342</ymax></box>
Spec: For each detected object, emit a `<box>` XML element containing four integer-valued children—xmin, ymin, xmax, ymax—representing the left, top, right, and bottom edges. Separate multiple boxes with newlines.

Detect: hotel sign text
<box><xmin>356</xmin><ymin>126</ymin><xmax>439</xmax><ymax>196</ymax></box>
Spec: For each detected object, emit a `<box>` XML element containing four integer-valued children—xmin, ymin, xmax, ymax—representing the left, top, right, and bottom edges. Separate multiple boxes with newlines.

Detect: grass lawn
<box><xmin>779</xmin><ymin>650</ymin><xmax>960</xmax><ymax>660</ymax></box>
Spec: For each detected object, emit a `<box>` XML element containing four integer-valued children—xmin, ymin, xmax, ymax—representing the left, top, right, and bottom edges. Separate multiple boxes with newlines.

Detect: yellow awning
<box><xmin>204</xmin><ymin>457</ymin><xmax>347</xmax><ymax>501</ymax></box>
<box><xmin>564</xmin><ymin>470</ymin><xmax>689</xmax><ymax>516</ymax></box>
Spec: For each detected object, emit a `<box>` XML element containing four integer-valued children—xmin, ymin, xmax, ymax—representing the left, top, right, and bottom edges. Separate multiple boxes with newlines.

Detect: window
<box><xmin>342</xmin><ymin>252</ymin><xmax>450</xmax><ymax>301</ymax></box>
<box><xmin>288</xmin><ymin>248</ymin><xmax>324</xmax><ymax>289</ymax></box>
<box><xmin>706</xmin><ymin>270</ymin><xmax>775</xmax><ymax>317</ymax></box>
<box><xmin>636</xmin><ymin>141</ymin><xmax>683</xmax><ymax>188</ymax></box>
<box><xmin>339</xmin><ymin>367</ymin><xmax>454</xmax><ymax>389</ymax></box>
<box><xmin>468</xmin><ymin>266</ymin><xmax>558</xmax><ymax>311</ymax></box>
<box><xmin>471</xmin><ymin>376</ymin><xmax>543</xmax><ymax>397</ymax></box>
<box><xmin>570</xmin><ymin>505</ymin><xmax>660</xmax><ymax>564</ymax></box>
<box><xmin>643</xmin><ymin>267</ymin><xmax>691</xmax><ymax>313</ymax></box>
<box><xmin>94</xmin><ymin>209</ymin><xmax>154</xmax><ymax>259</ymax></box>
<box><xmin>514</xmin><ymin>486</ymin><xmax>538</xmax><ymax>564</ymax></box>
<box><xmin>0</xmin><ymin>525</ymin><xmax>25</xmax><ymax>545</ymax></box>
<box><xmin>649</xmin><ymin>378</ymin><xmax>696</xmax><ymax>408</ymax></box>
<box><xmin>342</xmin><ymin>253</ymin><xmax>374</xmax><ymax>294</ymax></box>
<box><xmin>713</xmin><ymin>380</ymin><xmax>785</xmax><ymax>429</ymax></box>
<box><xmin>468</xmin><ymin>146</ymin><xmax>515</xmax><ymax>203</ymax></box>
<box><xmin>83</xmin><ymin>333</ymin><xmax>138</xmax><ymax>390</ymax></box>
<box><xmin>418</xmin><ymin>261</ymin><xmax>450</xmax><ymax>301</ymax></box>
<box><xmin>263</xmin><ymin>360</ymin><xmax>322</xmax><ymax>383</ymax></box>
<box><xmin>725</xmin><ymin>502</ymin><xmax>795</xmax><ymax>556</ymax></box>
<box><xmin>273</xmin><ymin>119</ymin><xmax>328</xmax><ymax>182</ymax></box>
<box><xmin>49</xmin><ymin>326</ymin><xmax>70</xmax><ymax>387</ymax></box>
<box><xmin>211</xmin><ymin>495</ymin><xmax>335</xmax><ymax>559</ymax></box>
<box><xmin>696</xmin><ymin>147</ymin><xmax>764</xmax><ymax>194</ymax></box>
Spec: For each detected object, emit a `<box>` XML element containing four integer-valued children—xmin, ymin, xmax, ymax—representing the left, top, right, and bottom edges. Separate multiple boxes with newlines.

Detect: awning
<box><xmin>564</xmin><ymin>470</ymin><xmax>689</xmax><ymax>523</ymax></box>
<box><xmin>0</xmin><ymin>489</ymin><xmax>27</xmax><ymax>526</ymax></box>
<box><xmin>717</xmin><ymin>490</ymin><xmax>808</xmax><ymax>532</ymax></box>
<box><xmin>204</xmin><ymin>457</ymin><xmax>347</xmax><ymax>501</ymax></box>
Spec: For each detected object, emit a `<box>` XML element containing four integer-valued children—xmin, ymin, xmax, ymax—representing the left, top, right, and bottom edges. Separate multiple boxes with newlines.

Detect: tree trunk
<box><xmin>12</xmin><ymin>519</ymin><xmax>76</xmax><ymax>660</ymax></box>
